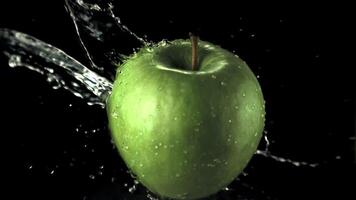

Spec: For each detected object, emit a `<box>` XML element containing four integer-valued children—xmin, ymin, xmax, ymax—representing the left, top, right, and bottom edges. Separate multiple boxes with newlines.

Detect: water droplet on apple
<box><xmin>160</xmin><ymin>40</ymin><xmax>167</xmax><ymax>46</ymax></box>
<box><xmin>234</xmin><ymin>140</ymin><xmax>238</xmax><ymax>144</ymax></box>
<box><xmin>194</xmin><ymin>128</ymin><xmax>200</xmax><ymax>132</ymax></box>
<box><xmin>174</xmin><ymin>117</ymin><xmax>178</xmax><ymax>121</ymax></box>
<box><xmin>254</xmin><ymin>132</ymin><xmax>258</xmax><ymax>136</ymax></box>
<box><xmin>139</xmin><ymin>163</ymin><xmax>143</xmax><ymax>167</ymax></box>
<box><xmin>207</xmin><ymin>163</ymin><xmax>215</xmax><ymax>167</ymax></box>
<box><xmin>224</xmin><ymin>161</ymin><xmax>229</xmax><ymax>165</ymax></box>
<box><xmin>183</xmin><ymin>150</ymin><xmax>188</xmax><ymax>154</ymax></box>
<box><xmin>158</xmin><ymin>142</ymin><xmax>162</xmax><ymax>146</ymax></box>
<box><xmin>228</xmin><ymin>119</ymin><xmax>232</xmax><ymax>123</ymax></box>
<box><xmin>164</xmin><ymin>145</ymin><xmax>168</xmax><ymax>149</ymax></box>
<box><xmin>237</xmin><ymin>65</ymin><xmax>242</xmax><ymax>69</ymax></box>
<box><xmin>175</xmin><ymin>173</ymin><xmax>181</xmax><ymax>177</ymax></box>
<box><xmin>154</xmin><ymin>152</ymin><xmax>158</xmax><ymax>156</ymax></box>
<box><xmin>252</xmin><ymin>104</ymin><xmax>256</xmax><ymax>110</ymax></box>
<box><xmin>211</xmin><ymin>75</ymin><xmax>217</xmax><ymax>79</ymax></box>
<box><xmin>111</xmin><ymin>112</ymin><xmax>119</xmax><ymax>119</ymax></box>
<box><xmin>124</xmin><ymin>145</ymin><xmax>129</xmax><ymax>150</ymax></box>
<box><xmin>234</xmin><ymin>105</ymin><xmax>239</xmax><ymax>110</ymax></box>
<box><xmin>242</xmin><ymin>93</ymin><xmax>246</xmax><ymax>97</ymax></box>
<box><xmin>154</xmin><ymin>145</ymin><xmax>158</xmax><ymax>149</ymax></box>
<box><xmin>220</xmin><ymin>81</ymin><xmax>226</xmax><ymax>86</ymax></box>
<box><xmin>184</xmin><ymin>160</ymin><xmax>188</xmax><ymax>164</ymax></box>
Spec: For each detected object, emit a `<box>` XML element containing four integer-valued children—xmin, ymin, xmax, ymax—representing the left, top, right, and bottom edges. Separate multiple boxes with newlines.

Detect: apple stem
<box><xmin>190</xmin><ymin>32</ymin><xmax>198</xmax><ymax>70</ymax></box>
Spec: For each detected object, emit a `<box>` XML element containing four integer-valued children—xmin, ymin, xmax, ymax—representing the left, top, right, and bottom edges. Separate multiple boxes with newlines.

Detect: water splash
<box><xmin>0</xmin><ymin>28</ymin><xmax>320</xmax><ymax>168</ymax></box>
<box><xmin>63</xmin><ymin>0</ymin><xmax>149</xmax><ymax>67</ymax></box>
<box><xmin>105</xmin><ymin>3</ymin><xmax>150</xmax><ymax>46</ymax></box>
<box><xmin>0</xmin><ymin>1</ymin><xmax>324</xmax><ymax>198</ymax></box>
<box><xmin>65</xmin><ymin>0</ymin><xmax>101</xmax><ymax>71</ymax></box>
<box><xmin>0</xmin><ymin>29</ymin><xmax>112</xmax><ymax>107</ymax></box>
<box><xmin>256</xmin><ymin>149</ymin><xmax>319</xmax><ymax>167</ymax></box>
<box><xmin>0</xmin><ymin>28</ymin><xmax>322</xmax><ymax>200</ymax></box>
<box><xmin>255</xmin><ymin>130</ymin><xmax>319</xmax><ymax>167</ymax></box>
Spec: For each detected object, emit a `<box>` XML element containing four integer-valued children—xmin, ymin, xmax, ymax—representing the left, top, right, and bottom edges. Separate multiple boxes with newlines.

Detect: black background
<box><xmin>0</xmin><ymin>1</ymin><xmax>355</xmax><ymax>200</ymax></box>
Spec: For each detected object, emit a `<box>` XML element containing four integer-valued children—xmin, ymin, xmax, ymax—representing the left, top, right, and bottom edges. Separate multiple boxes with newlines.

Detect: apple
<box><xmin>107</xmin><ymin>37</ymin><xmax>265</xmax><ymax>199</ymax></box>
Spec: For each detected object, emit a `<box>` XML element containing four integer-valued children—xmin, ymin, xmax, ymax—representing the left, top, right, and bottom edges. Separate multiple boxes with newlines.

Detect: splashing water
<box><xmin>65</xmin><ymin>0</ymin><xmax>101</xmax><ymax>71</ymax></box>
<box><xmin>255</xmin><ymin>131</ymin><xmax>319</xmax><ymax>167</ymax></box>
<box><xmin>0</xmin><ymin>0</ymin><xmax>321</xmax><ymax>198</ymax></box>
<box><xmin>63</xmin><ymin>0</ymin><xmax>149</xmax><ymax>72</ymax></box>
<box><xmin>0</xmin><ymin>28</ymin><xmax>112</xmax><ymax>107</ymax></box>
<box><xmin>65</xmin><ymin>0</ymin><xmax>148</xmax><ymax>45</ymax></box>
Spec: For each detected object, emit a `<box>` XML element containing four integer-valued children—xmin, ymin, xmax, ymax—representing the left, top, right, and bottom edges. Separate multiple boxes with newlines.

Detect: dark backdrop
<box><xmin>0</xmin><ymin>1</ymin><xmax>354</xmax><ymax>200</ymax></box>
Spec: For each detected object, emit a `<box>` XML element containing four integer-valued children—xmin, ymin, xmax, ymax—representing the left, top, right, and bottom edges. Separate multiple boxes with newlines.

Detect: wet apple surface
<box><xmin>108</xmin><ymin>39</ymin><xmax>265</xmax><ymax>199</ymax></box>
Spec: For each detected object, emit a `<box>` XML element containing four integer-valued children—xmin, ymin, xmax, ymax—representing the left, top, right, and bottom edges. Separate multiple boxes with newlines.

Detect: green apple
<box><xmin>107</xmin><ymin>38</ymin><xmax>265</xmax><ymax>199</ymax></box>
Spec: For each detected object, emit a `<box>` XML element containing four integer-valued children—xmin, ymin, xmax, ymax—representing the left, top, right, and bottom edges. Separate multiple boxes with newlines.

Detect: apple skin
<box><xmin>107</xmin><ymin>39</ymin><xmax>265</xmax><ymax>199</ymax></box>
